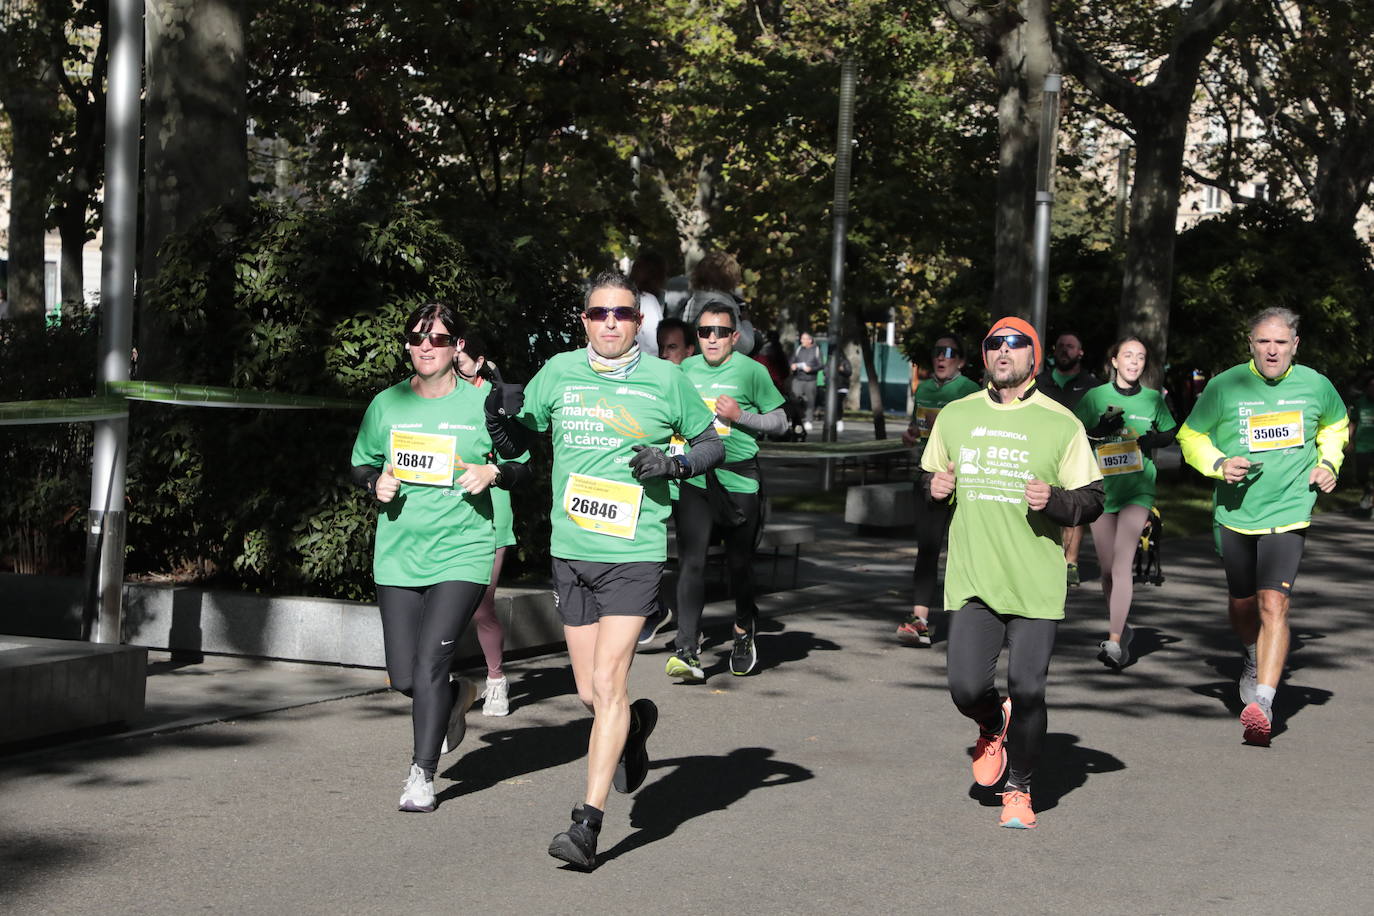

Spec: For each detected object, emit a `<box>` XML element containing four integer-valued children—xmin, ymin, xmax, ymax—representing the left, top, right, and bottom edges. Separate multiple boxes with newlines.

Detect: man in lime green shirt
<box><xmin>1178</xmin><ymin>307</ymin><xmax>1348</xmax><ymax>746</ymax></box>
<box><xmin>922</xmin><ymin>316</ymin><xmax>1103</xmax><ymax>830</ymax></box>
<box><xmin>516</xmin><ymin>271</ymin><xmax>723</xmax><ymax>869</ymax></box>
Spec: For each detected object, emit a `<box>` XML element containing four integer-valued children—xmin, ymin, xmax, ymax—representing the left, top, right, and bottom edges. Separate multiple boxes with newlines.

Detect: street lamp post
<box><xmin>1029</xmin><ymin>73</ymin><xmax>1062</xmax><ymax>344</ymax></box>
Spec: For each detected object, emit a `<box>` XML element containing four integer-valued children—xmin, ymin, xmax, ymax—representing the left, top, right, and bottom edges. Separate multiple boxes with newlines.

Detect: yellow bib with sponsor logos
<box><xmin>915</xmin><ymin>406</ymin><xmax>941</xmax><ymax>439</ymax></box>
<box><xmin>389</xmin><ymin>429</ymin><xmax>459</xmax><ymax>487</ymax></box>
<box><xmin>702</xmin><ymin>397</ymin><xmax>732</xmax><ymax>437</ymax></box>
<box><xmin>564</xmin><ymin>473</ymin><xmax>644</xmax><ymax>540</ymax></box>
<box><xmin>1094</xmin><ymin>439</ymin><xmax>1144</xmax><ymax>476</ymax></box>
<box><xmin>1246</xmin><ymin>410</ymin><xmax>1303</xmax><ymax>452</ymax></box>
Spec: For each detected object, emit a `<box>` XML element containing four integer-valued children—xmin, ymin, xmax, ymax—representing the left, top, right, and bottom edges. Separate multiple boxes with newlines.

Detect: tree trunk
<box><xmin>855</xmin><ymin>321</ymin><xmax>886</xmax><ymax>439</ymax></box>
<box><xmin>56</xmin><ymin>203</ymin><xmax>88</xmax><ymax>317</ymax></box>
<box><xmin>5</xmin><ymin>80</ymin><xmax>61</xmax><ymax>317</ymax></box>
<box><xmin>1118</xmin><ymin>111</ymin><xmax>1189</xmax><ymax>389</ymax></box>
<box><xmin>139</xmin><ymin>0</ymin><xmax>248</xmax><ymax>375</ymax></box>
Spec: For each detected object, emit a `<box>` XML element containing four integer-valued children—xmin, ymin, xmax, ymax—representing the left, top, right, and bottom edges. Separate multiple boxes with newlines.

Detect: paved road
<box><xmin>1</xmin><ymin>511</ymin><xmax>1369</xmax><ymax>914</ymax></box>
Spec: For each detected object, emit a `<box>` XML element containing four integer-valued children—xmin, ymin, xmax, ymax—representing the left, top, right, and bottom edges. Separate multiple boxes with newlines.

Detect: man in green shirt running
<box><xmin>1177</xmin><ymin>307</ymin><xmax>1349</xmax><ymax>746</ymax></box>
<box><xmin>897</xmin><ymin>334</ymin><xmax>980</xmax><ymax>646</ymax></box>
<box><xmin>922</xmin><ymin>316</ymin><xmax>1104</xmax><ymax>830</ymax></box>
<box><xmin>668</xmin><ymin>301</ymin><xmax>787</xmax><ymax>680</ymax></box>
<box><xmin>513</xmin><ymin>271</ymin><xmax>724</xmax><ymax>869</ymax></box>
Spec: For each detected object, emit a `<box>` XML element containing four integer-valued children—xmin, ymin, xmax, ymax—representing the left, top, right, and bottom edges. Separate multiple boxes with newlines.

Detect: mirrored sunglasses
<box><xmin>983</xmin><ymin>334</ymin><xmax>1034</xmax><ymax>351</ymax></box>
<box><xmin>697</xmin><ymin>325</ymin><xmax>735</xmax><ymax>339</ymax></box>
<box><xmin>932</xmin><ymin>346</ymin><xmax>961</xmax><ymax>358</ymax></box>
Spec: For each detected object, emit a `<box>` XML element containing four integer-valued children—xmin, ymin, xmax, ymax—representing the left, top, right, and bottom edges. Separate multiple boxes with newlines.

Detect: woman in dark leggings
<box><xmin>351</xmin><ymin>302</ymin><xmax>528</xmax><ymax>812</ymax></box>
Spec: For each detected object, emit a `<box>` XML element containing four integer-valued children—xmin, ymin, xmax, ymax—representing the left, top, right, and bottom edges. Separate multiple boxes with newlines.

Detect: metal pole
<box><xmin>1029</xmin><ymin>73</ymin><xmax>1062</xmax><ymax>344</ymax></box>
<box><xmin>822</xmin><ymin>55</ymin><xmax>857</xmax><ymax>489</ymax></box>
<box><xmin>82</xmin><ymin>0</ymin><xmax>143</xmax><ymax>643</ymax></box>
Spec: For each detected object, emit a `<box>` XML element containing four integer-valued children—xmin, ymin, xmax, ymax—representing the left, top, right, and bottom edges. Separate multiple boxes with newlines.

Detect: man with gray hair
<box><xmin>1177</xmin><ymin>307</ymin><xmax>1349</xmax><ymax>746</ymax></box>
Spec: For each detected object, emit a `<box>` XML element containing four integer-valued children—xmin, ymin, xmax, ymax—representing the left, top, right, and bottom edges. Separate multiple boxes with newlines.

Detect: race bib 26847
<box><xmin>389</xmin><ymin>429</ymin><xmax>458</xmax><ymax>487</ymax></box>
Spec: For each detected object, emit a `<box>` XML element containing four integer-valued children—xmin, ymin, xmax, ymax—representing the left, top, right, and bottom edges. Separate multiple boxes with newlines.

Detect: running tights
<box><xmin>674</xmin><ymin>483</ymin><xmax>761</xmax><ymax>652</ymax></box>
<box><xmin>1089</xmin><ymin>504</ymin><xmax>1150</xmax><ymax>637</ymax></box>
<box><xmin>911</xmin><ymin>489</ymin><xmax>950</xmax><ymax>610</ymax></box>
<box><xmin>377</xmin><ymin>579</ymin><xmax>486</xmax><ymax>775</ymax></box>
<box><xmin>470</xmin><ymin>546</ymin><xmax>509</xmax><ymax>680</ymax></box>
<box><xmin>946</xmin><ymin>601</ymin><xmax>1058</xmax><ymax>791</ymax></box>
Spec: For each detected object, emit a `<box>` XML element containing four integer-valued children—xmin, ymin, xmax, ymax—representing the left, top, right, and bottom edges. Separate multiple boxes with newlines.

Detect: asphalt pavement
<box><xmin>3</xmin><ymin>500</ymin><xmax>1371</xmax><ymax>914</ymax></box>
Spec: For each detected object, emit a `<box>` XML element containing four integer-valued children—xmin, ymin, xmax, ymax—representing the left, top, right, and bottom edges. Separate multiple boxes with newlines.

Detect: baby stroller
<box><xmin>1133</xmin><ymin>505</ymin><xmax>1164</xmax><ymax>586</ymax></box>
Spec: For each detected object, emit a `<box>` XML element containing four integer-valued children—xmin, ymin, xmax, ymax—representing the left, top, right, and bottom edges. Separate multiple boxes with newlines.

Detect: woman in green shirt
<box><xmin>350</xmin><ymin>303</ymin><xmax>528</xmax><ymax>813</ymax></box>
<box><xmin>1075</xmin><ymin>338</ymin><xmax>1176</xmax><ymax>669</ymax></box>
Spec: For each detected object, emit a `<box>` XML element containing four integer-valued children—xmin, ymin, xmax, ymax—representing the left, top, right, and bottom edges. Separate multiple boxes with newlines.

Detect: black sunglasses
<box><xmin>405</xmin><ymin>331</ymin><xmax>457</xmax><ymax>347</ymax></box>
<box><xmin>697</xmin><ymin>325</ymin><xmax>735</xmax><ymax>339</ymax></box>
<box><xmin>584</xmin><ymin>306</ymin><xmax>641</xmax><ymax>322</ymax></box>
<box><xmin>932</xmin><ymin>346</ymin><xmax>962</xmax><ymax>358</ymax></box>
<box><xmin>983</xmin><ymin>334</ymin><xmax>1034</xmax><ymax>351</ymax></box>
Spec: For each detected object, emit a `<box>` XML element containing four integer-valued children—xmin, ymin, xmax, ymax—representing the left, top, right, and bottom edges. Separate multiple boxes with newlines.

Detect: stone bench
<box><xmin>667</xmin><ymin>522</ymin><xmax>816</xmax><ymax>590</ymax></box>
<box><xmin>844</xmin><ymin>481</ymin><xmax>916</xmax><ymax>528</ymax></box>
<box><xmin>0</xmin><ymin>635</ymin><xmax>147</xmax><ymax>746</ymax></box>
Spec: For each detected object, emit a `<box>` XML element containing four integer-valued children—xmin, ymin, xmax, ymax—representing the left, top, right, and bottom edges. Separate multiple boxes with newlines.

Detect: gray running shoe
<box><xmin>440</xmin><ymin>676</ymin><xmax>479</xmax><ymax>755</ymax></box>
<box><xmin>638</xmin><ymin>605</ymin><xmax>673</xmax><ymax>647</ymax></box>
<box><xmin>1241</xmin><ymin>699</ymin><xmax>1273</xmax><ymax>746</ymax></box>
<box><xmin>1238</xmin><ymin>661</ymin><xmax>1259</xmax><ymax>707</ymax></box>
<box><xmin>1097</xmin><ymin>625</ymin><xmax>1133</xmax><ymax>669</ymax></box>
<box><xmin>481</xmin><ymin>675</ymin><xmax>510</xmax><ymax>717</ymax></box>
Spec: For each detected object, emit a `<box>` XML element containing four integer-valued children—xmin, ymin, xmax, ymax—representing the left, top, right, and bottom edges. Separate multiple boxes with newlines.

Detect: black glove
<box><xmin>484</xmin><ymin>379</ymin><xmax>524</xmax><ymax>419</ymax></box>
<box><xmin>1086</xmin><ymin>410</ymin><xmax>1126</xmax><ymax>440</ymax></box>
<box><xmin>1136</xmin><ymin>430</ymin><xmax>1167</xmax><ymax>452</ymax></box>
<box><xmin>629</xmin><ymin>445</ymin><xmax>685</xmax><ymax>481</ymax></box>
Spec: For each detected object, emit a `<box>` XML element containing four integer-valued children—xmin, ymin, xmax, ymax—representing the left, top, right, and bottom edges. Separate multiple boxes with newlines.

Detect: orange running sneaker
<box><xmin>999</xmin><ymin>789</ymin><xmax>1037</xmax><ymax>829</ymax></box>
<box><xmin>897</xmin><ymin>614</ymin><xmax>931</xmax><ymax>647</ymax></box>
<box><xmin>971</xmin><ymin>697</ymin><xmax>1012</xmax><ymax>787</ymax></box>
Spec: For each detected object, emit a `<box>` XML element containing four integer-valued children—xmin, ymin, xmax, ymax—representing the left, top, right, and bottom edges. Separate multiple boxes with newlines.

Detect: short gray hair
<box><xmin>584</xmin><ymin>270</ymin><xmax>639</xmax><ymax>311</ymax></box>
<box><xmin>1249</xmin><ymin>306</ymin><xmax>1299</xmax><ymax>336</ymax></box>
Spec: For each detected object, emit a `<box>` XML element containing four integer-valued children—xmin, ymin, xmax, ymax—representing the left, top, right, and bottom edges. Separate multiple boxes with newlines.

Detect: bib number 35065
<box><xmin>564</xmin><ymin>474</ymin><xmax>643</xmax><ymax>540</ymax></box>
<box><xmin>1246</xmin><ymin>410</ymin><xmax>1303</xmax><ymax>452</ymax></box>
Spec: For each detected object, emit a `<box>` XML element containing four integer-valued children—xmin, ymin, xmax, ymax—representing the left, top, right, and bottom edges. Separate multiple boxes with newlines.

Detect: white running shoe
<box><xmin>482</xmin><ymin>676</ymin><xmax>510</xmax><ymax>717</ymax></box>
<box><xmin>398</xmin><ymin>763</ymin><xmax>435</xmax><ymax>812</ymax></box>
<box><xmin>1360</xmin><ymin>493</ymin><xmax>1373</xmax><ymax>511</ymax></box>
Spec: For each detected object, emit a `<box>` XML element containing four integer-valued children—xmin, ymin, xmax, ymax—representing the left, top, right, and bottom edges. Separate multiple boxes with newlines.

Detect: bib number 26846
<box><xmin>565</xmin><ymin>474</ymin><xmax>643</xmax><ymax>540</ymax></box>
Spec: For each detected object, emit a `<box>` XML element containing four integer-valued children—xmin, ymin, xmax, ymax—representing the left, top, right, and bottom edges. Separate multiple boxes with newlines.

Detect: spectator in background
<box><xmin>629</xmin><ymin>251</ymin><xmax>668</xmax><ymax>358</ymax></box>
<box><xmin>789</xmin><ymin>331</ymin><xmax>823</xmax><ymax>430</ymax></box>
<box><xmin>754</xmin><ymin>329</ymin><xmax>789</xmax><ymax>390</ymax></box>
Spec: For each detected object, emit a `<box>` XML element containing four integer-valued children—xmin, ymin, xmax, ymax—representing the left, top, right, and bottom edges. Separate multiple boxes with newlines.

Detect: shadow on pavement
<box><xmin>965</xmin><ymin>732</ymin><xmax>1124</xmax><ymax>814</ymax></box>
<box><xmin>437</xmin><ymin>719</ymin><xmax>590</xmax><ymax>800</ymax></box>
<box><xmin>592</xmin><ymin>747</ymin><xmax>813</xmax><ymax>867</ymax></box>
<box><xmin>0</xmin><ymin>832</ymin><xmax>100</xmax><ymax>899</ymax></box>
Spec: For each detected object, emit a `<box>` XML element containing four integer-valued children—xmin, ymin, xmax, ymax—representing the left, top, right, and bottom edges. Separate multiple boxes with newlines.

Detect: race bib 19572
<box><xmin>1095</xmin><ymin>439</ymin><xmax>1144</xmax><ymax>476</ymax></box>
<box><xmin>1247</xmin><ymin>410</ymin><xmax>1303</xmax><ymax>452</ymax></box>
<box><xmin>389</xmin><ymin>429</ymin><xmax>458</xmax><ymax>487</ymax></box>
<box><xmin>564</xmin><ymin>473</ymin><xmax>644</xmax><ymax>540</ymax></box>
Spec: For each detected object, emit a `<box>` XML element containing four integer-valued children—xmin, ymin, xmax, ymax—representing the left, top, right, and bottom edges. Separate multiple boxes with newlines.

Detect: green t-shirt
<box><xmin>1353</xmin><ymin>393</ymin><xmax>1374</xmax><ymax>453</ymax></box>
<box><xmin>912</xmin><ymin>374</ymin><xmax>981</xmax><ymax>459</ymax></box>
<box><xmin>518</xmin><ymin>349</ymin><xmax>715</xmax><ymax>562</ymax></box>
<box><xmin>1074</xmin><ymin>383</ymin><xmax>1176</xmax><ymax>513</ymax></box>
<box><xmin>1181</xmin><ymin>362</ymin><xmax>1346</xmax><ymax>532</ymax></box>
<box><xmin>350</xmin><ymin>380</ymin><xmax>496</xmax><ymax>587</ymax></box>
<box><xmin>680</xmin><ymin>352</ymin><xmax>786</xmax><ymax>494</ymax></box>
<box><xmin>921</xmin><ymin>387</ymin><xmax>1102</xmax><ymax>619</ymax></box>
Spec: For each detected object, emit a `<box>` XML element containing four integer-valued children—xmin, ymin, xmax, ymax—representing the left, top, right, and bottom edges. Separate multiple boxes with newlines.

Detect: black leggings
<box><xmin>674</xmin><ymin>483</ymin><xmax>762</xmax><ymax>652</ymax></box>
<box><xmin>377</xmin><ymin>580</ymin><xmax>486</xmax><ymax>775</ymax></box>
<box><xmin>912</xmin><ymin>489</ymin><xmax>951</xmax><ymax>609</ymax></box>
<box><xmin>946</xmin><ymin>601</ymin><xmax>1058</xmax><ymax>791</ymax></box>
<box><xmin>1219</xmin><ymin>527</ymin><xmax>1306</xmax><ymax>597</ymax></box>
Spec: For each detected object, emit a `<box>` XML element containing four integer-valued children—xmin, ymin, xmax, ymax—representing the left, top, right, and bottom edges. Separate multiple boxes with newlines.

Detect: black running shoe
<box><xmin>730</xmin><ymin>629</ymin><xmax>758</xmax><ymax>676</ymax></box>
<box><xmin>548</xmin><ymin>805</ymin><xmax>601</xmax><ymax>870</ymax></box>
<box><xmin>612</xmin><ymin>698</ymin><xmax>658</xmax><ymax>794</ymax></box>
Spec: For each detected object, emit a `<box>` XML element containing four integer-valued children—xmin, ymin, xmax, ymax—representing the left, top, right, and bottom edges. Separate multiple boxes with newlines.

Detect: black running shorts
<box><xmin>1218</xmin><ymin>527</ymin><xmax>1307</xmax><ymax>597</ymax></box>
<box><xmin>552</xmin><ymin>558</ymin><xmax>663</xmax><ymax>626</ymax></box>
